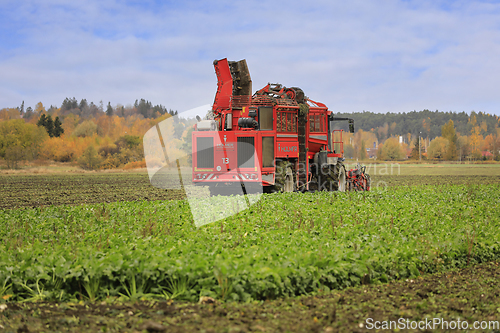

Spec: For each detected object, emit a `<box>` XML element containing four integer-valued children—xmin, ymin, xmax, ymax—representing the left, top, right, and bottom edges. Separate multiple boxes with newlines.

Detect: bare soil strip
<box><xmin>1</xmin><ymin>172</ymin><xmax>499</xmax><ymax>209</ymax></box>
<box><xmin>1</xmin><ymin>262</ymin><xmax>498</xmax><ymax>333</ymax></box>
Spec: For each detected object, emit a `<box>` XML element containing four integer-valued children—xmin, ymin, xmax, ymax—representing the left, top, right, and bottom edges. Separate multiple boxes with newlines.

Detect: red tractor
<box><xmin>347</xmin><ymin>163</ymin><xmax>371</xmax><ymax>191</ymax></box>
<box><xmin>192</xmin><ymin>58</ymin><xmax>370</xmax><ymax>195</ymax></box>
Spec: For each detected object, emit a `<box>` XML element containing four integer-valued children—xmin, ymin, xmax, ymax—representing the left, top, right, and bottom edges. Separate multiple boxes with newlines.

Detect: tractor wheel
<box><xmin>274</xmin><ymin>160</ymin><xmax>296</xmax><ymax>193</ymax></box>
<box><xmin>325</xmin><ymin>162</ymin><xmax>346</xmax><ymax>192</ymax></box>
<box><xmin>330</xmin><ymin>163</ymin><xmax>348</xmax><ymax>192</ymax></box>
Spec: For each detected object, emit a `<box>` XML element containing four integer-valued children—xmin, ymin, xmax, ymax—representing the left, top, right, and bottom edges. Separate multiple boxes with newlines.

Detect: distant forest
<box><xmin>17</xmin><ymin>97</ymin><xmax>177</xmax><ymax>121</ymax></box>
<box><xmin>334</xmin><ymin>110</ymin><xmax>499</xmax><ymax>140</ymax></box>
<box><xmin>2</xmin><ymin>98</ymin><xmax>500</xmax><ymax>168</ymax></box>
<box><xmin>0</xmin><ymin>97</ymin><xmax>187</xmax><ymax>170</ymax></box>
<box><xmin>7</xmin><ymin>98</ymin><xmax>499</xmax><ymax>141</ymax></box>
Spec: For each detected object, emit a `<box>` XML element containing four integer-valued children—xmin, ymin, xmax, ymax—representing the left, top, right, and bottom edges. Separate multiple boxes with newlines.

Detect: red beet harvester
<box><xmin>192</xmin><ymin>58</ymin><xmax>370</xmax><ymax>195</ymax></box>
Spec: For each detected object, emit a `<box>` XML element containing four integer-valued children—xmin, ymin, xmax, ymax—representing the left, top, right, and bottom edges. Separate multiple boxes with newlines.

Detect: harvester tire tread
<box><xmin>328</xmin><ymin>162</ymin><xmax>347</xmax><ymax>192</ymax></box>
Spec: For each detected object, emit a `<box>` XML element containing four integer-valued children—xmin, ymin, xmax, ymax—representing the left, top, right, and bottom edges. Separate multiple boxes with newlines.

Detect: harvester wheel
<box><xmin>324</xmin><ymin>162</ymin><xmax>346</xmax><ymax>192</ymax></box>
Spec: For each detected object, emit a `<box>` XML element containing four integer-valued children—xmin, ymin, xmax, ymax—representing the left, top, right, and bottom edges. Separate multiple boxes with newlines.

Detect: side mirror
<box><xmin>348</xmin><ymin>119</ymin><xmax>354</xmax><ymax>133</ymax></box>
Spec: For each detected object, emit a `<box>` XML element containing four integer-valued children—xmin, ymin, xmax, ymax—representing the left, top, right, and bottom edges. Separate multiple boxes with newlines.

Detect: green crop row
<box><xmin>1</xmin><ymin>184</ymin><xmax>499</xmax><ymax>303</ymax></box>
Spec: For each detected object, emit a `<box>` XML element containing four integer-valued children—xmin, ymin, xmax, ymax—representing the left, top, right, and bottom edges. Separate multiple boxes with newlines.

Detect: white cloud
<box><xmin>1</xmin><ymin>0</ymin><xmax>500</xmax><ymax>115</ymax></box>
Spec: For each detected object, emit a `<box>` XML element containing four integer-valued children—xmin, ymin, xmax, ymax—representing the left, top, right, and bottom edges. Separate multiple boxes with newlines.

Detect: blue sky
<box><xmin>1</xmin><ymin>0</ymin><xmax>500</xmax><ymax>116</ymax></box>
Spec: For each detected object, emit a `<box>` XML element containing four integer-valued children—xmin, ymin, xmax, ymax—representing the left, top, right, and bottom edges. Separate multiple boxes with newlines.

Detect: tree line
<box><xmin>0</xmin><ymin>98</ymin><xmax>196</xmax><ymax>170</ymax></box>
<box><xmin>331</xmin><ymin>110</ymin><xmax>499</xmax><ymax>162</ymax></box>
<box><xmin>1</xmin><ymin>100</ymin><xmax>499</xmax><ymax>169</ymax></box>
<box><xmin>334</xmin><ymin>109</ymin><xmax>499</xmax><ymax>141</ymax></box>
<box><xmin>345</xmin><ymin>115</ymin><xmax>500</xmax><ymax>162</ymax></box>
<box><xmin>12</xmin><ymin>98</ymin><xmax>177</xmax><ymax>122</ymax></box>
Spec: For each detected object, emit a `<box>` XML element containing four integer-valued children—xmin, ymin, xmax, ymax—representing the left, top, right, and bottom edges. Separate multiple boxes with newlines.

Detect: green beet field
<box><xmin>1</xmin><ymin>168</ymin><xmax>500</xmax><ymax>332</ymax></box>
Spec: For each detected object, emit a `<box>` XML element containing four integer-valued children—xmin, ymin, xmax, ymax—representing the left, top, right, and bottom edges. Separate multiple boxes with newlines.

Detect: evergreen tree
<box><xmin>70</xmin><ymin>97</ymin><xmax>78</xmax><ymax>109</ymax></box>
<box><xmin>37</xmin><ymin>114</ymin><xmax>47</xmax><ymax>128</ymax></box>
<box><xmin>61</xmin><ymin>97</ymin><xmax>78</xmax><ymax>112</ymax></box>
<box><xmin>23</xmin><ymin>106</ymin><xmax>33</xmax><ymax>119</ymax></box>
<box><xmin>137</xmin><ymin>99</ymin><xmax>151</xmax><ymax>118</ymax></box>
<box><xmin>79</xmin><ymin>99</ymin><xmax>88</xmax><ymax>110</ymax></box>
<box><xmin>45</xmin><ymin>115</ymin><xmax>54</xmax><ymax>137</ymax></box>
<box><xmin>37</xmin><ymin>114</ymin><xmax>56</xmax><ymax>137</ymax></box>
<box><xmin>53</xmin><ymin>117</ymin><xmax>64</xmax><ymax>137</ymax></box>
<box><xmin>106</xmin><ymin>102</ymin><xmax>113</xmax><ymax>116</ymax></box>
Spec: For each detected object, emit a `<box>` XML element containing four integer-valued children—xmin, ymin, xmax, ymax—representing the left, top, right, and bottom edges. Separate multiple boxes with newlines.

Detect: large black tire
<box><xmin>325</xmin><ymin>162</ymin><xmax>346</xmax><ymax>192</ymax></box>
